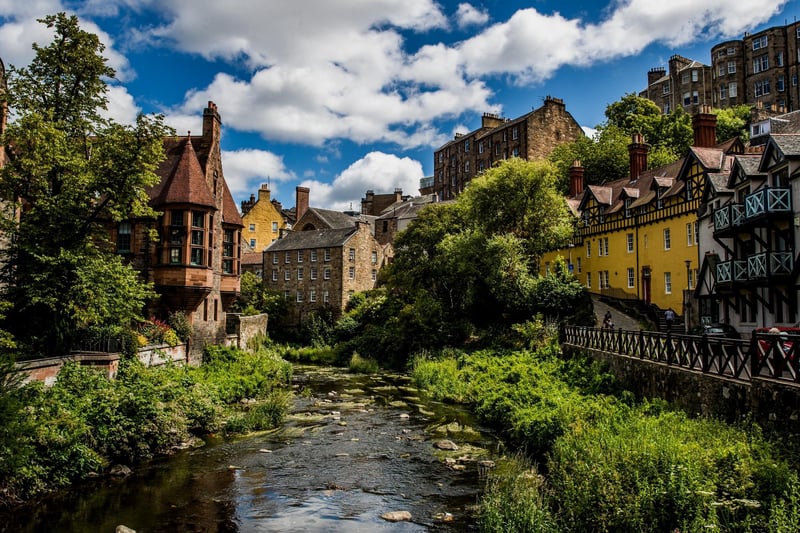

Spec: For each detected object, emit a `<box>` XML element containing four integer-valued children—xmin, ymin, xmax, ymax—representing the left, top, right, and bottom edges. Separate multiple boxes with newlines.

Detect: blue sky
<box><xmin>0</xmin><ymin>1</ymin><xmax>796</xmax><ymax>211</ymax></box>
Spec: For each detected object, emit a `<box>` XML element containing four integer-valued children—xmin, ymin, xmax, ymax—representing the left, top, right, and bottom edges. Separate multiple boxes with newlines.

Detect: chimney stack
<box><xmin>568</xmin><ymin>160</ymin><xmax>585</xmax><ymax>198</ymax></box>
<box><xmin>257</xmin><ymin>183</ymin><xmax>271</xmax><ymax>202</ymax></box>
<box><xmin>296</xmin><ymin>186</ymin><xmax>310</xmax><ymax>221</ymax></box>
<box><xmin>628</xmin><ymin>133</ymin><xmax>649</xmax><ymax>180</ymax></box>
<box><xmin>692</xmin><ymin>104</ymin><xmax>717</xmax><ymax>148</ymax></box>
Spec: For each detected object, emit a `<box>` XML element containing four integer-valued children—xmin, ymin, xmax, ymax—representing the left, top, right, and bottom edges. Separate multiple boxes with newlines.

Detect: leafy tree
<box><xmin>713</xmin><ymin>104</ymin><xmax>751</xmax><ymax>143</ymax></box>
<box><xmin>549</xmin><ymin>125</ymin><xmax>630</xmax><ymax>189</ymax></box>
<box><xmin>0</xmin><ymin>14</ymin><xmax>172</xmax><ymax>356</ymax></box>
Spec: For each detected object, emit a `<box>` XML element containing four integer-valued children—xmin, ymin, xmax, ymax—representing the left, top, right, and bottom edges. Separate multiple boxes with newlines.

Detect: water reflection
<box><xmin>3</xmin><ymin>366</ymin><xmax>499</xmax><ymax>532</ymax></box>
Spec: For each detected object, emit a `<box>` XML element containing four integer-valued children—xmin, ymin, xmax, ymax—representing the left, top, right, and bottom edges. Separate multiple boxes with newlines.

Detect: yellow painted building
<box><xmin>240</xmin><ymin>184</ymin><xmax>288</xmax><ymax>252</ymax></box>
<box><xmin>542</xmin><ymin>112</ymin><xmax>743</xmax><ymax>318</ymax></box>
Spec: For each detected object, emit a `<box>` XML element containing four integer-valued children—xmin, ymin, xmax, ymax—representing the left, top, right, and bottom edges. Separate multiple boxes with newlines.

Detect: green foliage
<box><xmin>478</xmin><ymin>455</ymin><xmax>557</xmax><ymax>532</ymax></box>
<box><xmin>0</xmin><ymin>345</ymin><xmax>292</xmax><ymax>506</ymax></box>
<box><xmin>410</xmin><ymin>335</ymin><xmax>800</xmax><ymax>531</ymax></box>
<box><xmin>347</xmin><ymin>352</ymin><xmax>379</xmax><ymax>374</ymax></box>
<box><xmin>235</xmin><ymin>271</ymin><xmax>287</xmax><ymax>318</ymax></box>
<box><xmin>714</xmin><ymin>104</ymin><xmax>751</xmax><ymax>143</ymax></box>
<box><xmin>0</xmin><ymin>14</ymin><xmax>172</xmax><ymax>356</ymax></box>
<box><xmin>548</xmin><ymin>125</ymin><xmax>630</xmax><ymax>190</ymax></box>
<box><xmin>167</xmin><ymin>312</ymin><xmax>192</xmax><ymax>342</ymax></box>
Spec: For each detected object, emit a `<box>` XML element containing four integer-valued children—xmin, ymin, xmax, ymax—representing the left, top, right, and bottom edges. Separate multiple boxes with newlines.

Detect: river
<box><xmin>4</xmin><ymin>365</ymin><xmax>501</xmax><ymax>532</ymax></box>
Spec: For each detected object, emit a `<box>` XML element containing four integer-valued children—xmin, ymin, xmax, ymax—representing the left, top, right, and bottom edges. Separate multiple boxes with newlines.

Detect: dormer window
<box><xmin>624</xmin><ymin>198</ymin><xmax>633</xmax><ymax>218</ymax></box>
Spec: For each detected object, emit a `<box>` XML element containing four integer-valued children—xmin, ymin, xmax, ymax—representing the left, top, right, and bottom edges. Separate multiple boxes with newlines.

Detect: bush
<box><xmin>348</xmin><ymin>352</ymin><xmax>379</xmax><ymax>374</ymax></box>
<box><xmin>167</xmin><ymin>311</ymin><xmax>192</xmax><ymax>342</ymax></box>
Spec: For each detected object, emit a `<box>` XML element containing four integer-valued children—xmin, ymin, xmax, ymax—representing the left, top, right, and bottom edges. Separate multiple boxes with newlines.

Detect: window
<box><xmin>371</xmin><ymin>251</ymin><xmax>377</xmax><ymax>264</ymax></box>
<box><xmin>683</xmin><ymin>92</ymin><xmax>691</xmax><ymax>106</ymax></box>
<box><xmin>349</xmin><ymin>248</ymin><xmax>355</xmax><ymax>261</ymax></box>
<box><xmin>272</xmin><ymin>253</ymin><xmax>279</xmax><ymax>264</ymax></box>
<box><xmin>512</xmin><ymin>147</ymin><xmax>520</xmax><ymax>157</ymax></box>
<box><xmin>587</xmin><ymin>242</ymin><xmax>591</xmax><ymax>257</ymax></box>
<box><xmin>664</xmin><ymin>272</ymin><xmax>672</xmax><ymax>294</ymax></box>
<box><xmin>272</xmin><ymin>269</ymin><xmax>278</xmax><ymax>282</ymax></box>
<box><xmin>717</xmin><ymin>64</ymin><xmax>725</xmax><ymax>77</ymax></box>
<box><xmin>349</xmin><ymin>266</ymin><xmax>355</xmax><ymax>279</ymax></box>
<box><xmin>478</xmin><ymin>141</ymin><xmax>484</xmax><ymax>154</ymax></box>
<box><xmin>598</xmin><ymin>237</ymin><xmax>609</xmax><ymax>256</ymax></box>
<box><xmin>285</xmin><ymin>252</ymin><xmax>290</xmax><ymax>264</ymax></box>
<box><xmin>752</xmin><ymin>35</ymin><xmax>768</xmax><ymax>50</ymax></box>
<box><xmin>348</xmin><ymin>290</ymin><xmax>354</xmax><ymax>301</ymax></box>
<box><xmin>627</xmin><ymin>233</ymin><xmax>634</xmax><ymax>253</ymax></box>
<box><xmin>682</xmin><ymin>72</ymin><xmax>689</xmax><ymax>84</ymax></box>
<box><xmin>753</xmin><ymin>55</ymin><xmax>769</xmax><ymax>74</ymax></box>
<box><xmin>627</xmin><ymin>268</ymin><xmax>635</xmax><ymax>289</ymax></box>
<box><xmin>663</xmin><ymin>82</ymin><xmax>670</xmax><ymax>94</ymax></box>
<box><xmin>272</xmin><ymin>221</ymin><xmax>278</xmax><ymax>233</ymax></box>
<box><xmin>687</xmin><ymin>223</ymin><xmax>695</xmax><ymax>246</ymax></box>
<box><xmin>777</xmin><ymin>51</ymin><xmax>784</xmax><ymax>67</ymax></box>
<box><xmin>586</xmin><ymin>272</ymin><xmax>592</xmax><ymax>289</ymax></box>
<box><xmin>511</xmin><ymin>126</ymin><xmax>519</xmax><ymax>140</ymax></box>
<box><xmin>222</xmin><ymin>229</ymin><xmax>235</xmax><ymax>274</ymax></box>
<box><xmin>323</xmin><ymin>290</ymin><xmax>329</xmax><ymax>304</ymax></box>
<box><xmin>297</xmin><ymin>268</ymin><xmax>303</xmax><ymax>280</ymax></box>
<box><xmin>311</xmin><ymin>267</ymin><xmax>317</xmax><ymax>280</ymax></box>
<box><xmin>117</xmin><ymin>222</ymin><xmax>132</xmax><ymax>253</ymax></box>
<box><xmin>691</xmin><ymin>70</ymin><xmax>698</xmax><ymax>82</ymax></box>
<box><xmin>465</xmin><ymin>161</ymin><xmax>470</xmax><ymax>174</ymax></box>
<box><xmin>727</xmin><ymin>47</ymin><xmax>736</xmax><ymax>55</ymax></box>
<box><xmin>464</xmin><ymin>139</ymin><xmax>470</xmax><ymax>152</ymax></box>
<box><xmin>599</xmin><ymin>271</ymin><xmax>610</xmax><ymax>289</ymax></box>
<box><xmin>694</xmin><ymin>222</ymin><xmax>699</xmax><ymax>246</ymax></box>
<box><xmin>729</xmin><ymin>83</ymin><xmax>737</xmax><ymax>97</ymax></box>
<box><xmin>719</xmin><ymin>83</ymin><xmax>727</xmax><ymax>100</ymax></box>
<box><xmin>284</xmin><ymin>290</ymin><xmax>290</xmax><ymax>300</ymax></box>
<box><xmin>284</xmin><ymin>270</ymin><xmax>290</xmax><ymax>281</ymax></box>
<box><xmin>296</xmin><ymin>291</ymin><xmax>303</xmax><ymax>303</ymax></box>
<box><xmin>324</xmin><ymin>267</ymin><xmax>331</xmax><ymax>280</ymax></box>
<box><xmin>663</xmin><ymin>228</ymin><xmax>671</xmax><ymax>250</ymax></box>
<box><xmin>249</xmin><ymin>223</ymin><xmax>255</xmax><ymax>232</ymax></box>
<box><xmin>494</xmin><ymin>143</ymin><xmax>501</xmax><ymax>156</ymax></box>
<box><xmin>727</xmin><ymin>61</ymin><xmax>736</xmax><ymax>74</ymax></box>
<box><xmin>310</xmin><ymin>289</ymin><xmax>317</xmax><ymax>303</ymax></box>
<box><xmin>371</xmin><ymin>269</ymin><xmax>377</xmax><ymax>281</ymax></box>
<box><xmin>794</xmin><ymin>74</ymin><xmax>798</xmax><ymax>87</ymax></box>
<box><xmin>297</xmin><ymin>250</ymin><xmax>303</xmax><ymax>263</ymax></box>
<box><xmin>663</xmin><ymin>103</ymin><xmax>670</xmax><ymax>114</ymax></box>
<box><xmin>692</xmin><ymin>90</ymin><xmax>699</xmax><ymax>104</ymax></box>
<box><xmin>755</xmin><ymin>80</ymin><xmax>771</xmax><ymax>97</ymax></box>
<box><xmin>168</xmin><ymin>210</ymin><xmax>184</xmax><ymax>264</ymax></box>
<box><xmin>778</xmin><ymin>75</ymin><xmax>785</xmax><ymax>92</ymax></box>
<box><xmin>324</xmin><ymin>249</ymin><xmax>331</xmax><ymax>261</ymax></box>
<box><xmin>311</xmin><ymin>250</ymin><xmax>317</xmax><ymax>262</ymax></box>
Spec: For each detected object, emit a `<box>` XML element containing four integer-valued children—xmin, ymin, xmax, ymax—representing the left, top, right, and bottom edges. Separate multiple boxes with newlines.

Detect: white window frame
<box><xmin>310</xmin><ymin>289</ymin><xmax>317</xmax><ymax>303</ymax></box>
<box><xmin>297</xmin><ymin>250</ymin><xmax>303</xmax><ymax>262</ymax></box>
<box><xmin>664</xmin><ymin>272</ymin><xmax>672</xmax><ymax>294</ymax></box>
<box><xmin>284</xmin><ymin>270</ymin><xmax>290</xmax><ymax>281</ymax></box>
<box><xmin>311</xmin><ymin>250</ymin><xmax>317</xmax><ymax>262</ymax></box>
<box><xmin>296</xmin><ymin>291</ymin><xmax>303</xmax><ymax>303</ymax></box>
<box><xmin>627</xmin><ymin>233</ymin><xmax>634</xmax><ymax>253</ymax></box>
<box><xmin>310</xmin><ymin>267</ymin><xmax>317</xmax><ymax>280</ymax></box>
<box><xmin>349</xmin><ymin>266</ymin><xmax>355</xmax><ymax>279</ymax></box>
<box><xmin>663</xmin><ymin>228</ymin><xmax>671</xmax><ymax>250</ymax></box>
<box><xmin>272</xmin><ymin>269</ymin><xmax>278</xmax><ymax>282</ymax></box>
<box><xmin>297</xmin><ymin>268</ymin><xmax>303</xmax><ymax>280</ymax></box>
<box><xmin>586</xmin><ymin>272</ymin><xmax>591</xmax><ymax>289</ymax></box>
<box><xmin>627</xmin><ymin>268</ymin><xmax>635</xmax><ymax>289</ymax></box>
<box><xmin>324</xmin><ymin>267</ymin><xmax>331</xmax><ymax>280</ymax></box>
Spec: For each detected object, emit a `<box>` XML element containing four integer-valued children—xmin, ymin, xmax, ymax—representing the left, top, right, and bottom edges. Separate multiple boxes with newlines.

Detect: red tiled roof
<box><xmin>150</xmin><ymin>137</ymin><xmax>216</xmax><ymax>208</ymax></box>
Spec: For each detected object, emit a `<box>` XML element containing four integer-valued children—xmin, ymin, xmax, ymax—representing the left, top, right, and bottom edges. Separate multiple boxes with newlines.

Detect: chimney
<box><xmin>296</xmin><ymin>186</ymin><xmax>310</xmax><ymax>221</ymax></box>
<box><xmin>394</xmin><ymin>188</ymin><xmax>403</xmax><ymax>203</ymax></box>
<box><xmin>568</xmin><ymin>160</ymin><xmax>585</xmax><ymax>198</ymax></box>
<box><xmin>692</xmin><ymin>104</ymin><xmax>717</xmax><ymax>148</ymax></box>
<box><xmin>202</xmin><ymin>101</ymin><xmax>221</xmax><ymax>143</ymax></box>
<box><xmin>628</xmin><ymin>133</ymin><xmax>650</xmax><ymax>180</ymax></box>
<box><xmin>257</xmin><ymin>183</ymin><xmax>271</xmax><ymax>202</ymax></box>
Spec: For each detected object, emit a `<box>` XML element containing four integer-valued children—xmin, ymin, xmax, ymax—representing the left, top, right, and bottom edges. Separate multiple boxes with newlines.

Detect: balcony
<box><xmin>715</xmin><ymin>252</ymin><xmax>794</xmax><ymax>291</ymax></box>
<box><xmin>713</xmin><ymin>203</ymin><xmax>745</xmax><ymax>237</ymax></box>
<box><xmin>713</xmin><ymin>187</ymin><xmax>791</xmax><ymax>237</ymax></box>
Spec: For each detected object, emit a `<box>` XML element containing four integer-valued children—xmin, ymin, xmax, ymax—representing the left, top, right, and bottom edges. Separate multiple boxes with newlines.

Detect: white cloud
<box><xmin>455</xmin><ymin>3</ymin><xmax>489</xmax><ymax>29</ymax></box>
<box><xmin>299</xmin><ymin>151</ymin><xmax>424</xmax><ymax>211</ymax></box>
<box><xmin>101</xmin><ymin>84</ymin><xmax>140</xmax><ymax>124</ymax></box>
<box><xmin>221</xmin><ymin>148</ymin><xmax>296</xmax><ymax>201</ymax></box>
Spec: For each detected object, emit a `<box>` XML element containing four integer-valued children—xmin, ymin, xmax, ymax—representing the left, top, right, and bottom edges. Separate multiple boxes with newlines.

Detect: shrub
<box><xmin>167</xmin><ymin>311</ymin><xmax>192</xmax><ymax>342</ymax></box>
<box><xmin>348</xmin><ymin>352</ymin><xmax>379</xmax><ymax>374</ymax></box>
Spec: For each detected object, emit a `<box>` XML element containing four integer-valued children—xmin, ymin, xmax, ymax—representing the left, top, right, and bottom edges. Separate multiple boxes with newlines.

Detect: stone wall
<box><xmin>569</xmin><ymin>345</ymin><xmax>800</xmax><ymax>436</ymax></box>
<box><xmin>225</xmin><ymin>313</ymin><xmax>268</xmax><ymax>349</ymax></box>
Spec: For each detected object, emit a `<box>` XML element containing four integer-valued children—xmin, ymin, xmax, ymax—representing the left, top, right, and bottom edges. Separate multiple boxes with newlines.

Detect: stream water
<box><xmin>5</xmin><ymin>365</ymin><xmax>502</xmax><ymax>532</ymax></box>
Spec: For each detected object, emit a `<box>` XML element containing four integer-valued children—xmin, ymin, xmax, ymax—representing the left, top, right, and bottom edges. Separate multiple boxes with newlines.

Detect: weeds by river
<box><xmin>0</xmin><ymin>343</ymin><xmax>292</xmax><ymax>507</ymax></box>
<box><xmin>410</xmin><ymin>331</ymin><xmax>800</xmax><ymax>532</ymax></box>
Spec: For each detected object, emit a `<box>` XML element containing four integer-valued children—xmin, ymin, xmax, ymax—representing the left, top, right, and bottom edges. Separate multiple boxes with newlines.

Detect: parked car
<box><xmin>754</xmin><ymin>327</ymin><xmax>800</xmax><ymax>360</ymax></box>
<box><xmin>688</xmin><ymin>323</ymin><xmax>741</xmax><ymax>339</ymax></box>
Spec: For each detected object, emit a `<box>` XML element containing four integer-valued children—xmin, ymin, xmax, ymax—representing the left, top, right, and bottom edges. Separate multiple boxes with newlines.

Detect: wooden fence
<box><xmin>562</xmin><ymin>326</ymin><xmax>800</xmax><ymax>387</ymax></box>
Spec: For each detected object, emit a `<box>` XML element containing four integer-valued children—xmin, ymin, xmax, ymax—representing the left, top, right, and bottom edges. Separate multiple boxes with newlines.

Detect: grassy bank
<box><xmin>410</xmin><ymin>337</ymin><xmax>800</xmax><ymax>531</ymax></box>
<box><xmin>0</xmin><ymin>344</ymin><xmax>292</xmax><ymax>507</ymax></box>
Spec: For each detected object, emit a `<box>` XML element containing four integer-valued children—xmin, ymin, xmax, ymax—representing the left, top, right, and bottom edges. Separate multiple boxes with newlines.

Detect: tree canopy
<box><xmin>0</xmin><ymin>14</ymin><xmax>172</xmax><ymax>356</ymax></box>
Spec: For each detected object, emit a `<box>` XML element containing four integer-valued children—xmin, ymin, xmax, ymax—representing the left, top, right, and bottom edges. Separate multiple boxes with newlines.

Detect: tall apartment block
<box><xmin>710</xmin><ymin>22</ymin><xmax>800</xmax><ymax>113</ymax></box>
<box><xmin>432</xmin><ymin>96</ymin><xmax>582</xmax><ymax>201</ymax></box>
<box><xmin>639</xmin><ymin>55</ymin><xmax>714</xmax><ymax>115</ymax></box>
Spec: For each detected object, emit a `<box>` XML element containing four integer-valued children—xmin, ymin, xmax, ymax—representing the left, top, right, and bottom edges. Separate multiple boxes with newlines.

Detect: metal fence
<box><xmin>562</xmin><ymin>326</ymin><xmax>800</xmax><ymax>386</ymax></box>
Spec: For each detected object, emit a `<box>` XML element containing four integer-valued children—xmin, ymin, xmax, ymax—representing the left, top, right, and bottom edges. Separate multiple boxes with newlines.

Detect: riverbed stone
<box><xmin>381</xmin><ymin>510</ymin><xmax>412</xmax><ymax>522</ymax></box>
<box><xmin>116</xmin><ymin>526</ymin><xmax>136</xmax><ymax>533</ymax></box>
<box><xmin>109</xmin><ymin>464</ymin><xmax>132</xmax><ymax>477</ymax></box>
<box><xmin>433</xmin><ymin>439</ymin><xmax>458</xmax><ymax>451</ymax></box>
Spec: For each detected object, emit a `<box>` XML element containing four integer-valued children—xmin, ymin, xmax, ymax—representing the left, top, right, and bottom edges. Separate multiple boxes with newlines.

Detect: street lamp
<box><xmin>684</xmin><ymin>259</ymin><xmax>691</xmax><ymax>333</ymax></box>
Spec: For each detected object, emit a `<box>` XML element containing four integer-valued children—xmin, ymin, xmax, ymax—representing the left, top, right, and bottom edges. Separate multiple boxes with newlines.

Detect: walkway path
<box><xmin>591</xmin><ymin>296</ymin><xmax>641</xmax><ymax>331</ymax></box>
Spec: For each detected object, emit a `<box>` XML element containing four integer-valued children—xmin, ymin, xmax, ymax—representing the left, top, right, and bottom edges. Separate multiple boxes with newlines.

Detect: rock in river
<box><xmin>381</xmin><ymin>510</ymin><xmax>412</xmax><ymax>522</ymax></box>
<box><xmin>433</xmin><ymin>439</ymin><xmax>459</xmax><ymax>451</ymax></box>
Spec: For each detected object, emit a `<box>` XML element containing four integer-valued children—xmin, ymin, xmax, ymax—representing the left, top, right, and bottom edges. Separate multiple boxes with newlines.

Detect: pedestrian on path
<box><xmin>665</xmin><ymin>308</ymin><xmax>676</xmax><ymax>331</ymax></box>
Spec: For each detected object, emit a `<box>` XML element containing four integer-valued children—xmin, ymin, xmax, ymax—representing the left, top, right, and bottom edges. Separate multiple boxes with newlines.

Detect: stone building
<box><xmin>373</xmin><ymin>194</ymin><xmax>437</xmax><ymax>246</ymax></box>
<box><xmin>710</xmin><ymin>23</ymin><xmax>799</xmax><ymax>114</ymax></box>
<box><xmin>240</xmin><ymin>183</ymin><xmax>288</xmax><ymax>252</ymax></box>
<box><xmin>361</xmin><ymin>188</ymin><xmax>405</xmax><ymax>216</ymax></box>
<box><xmin>263</xmin><ymin>221</ymin><xmax>386</xmax><ymax>326</ymax></box>
<box><xmin>115</xmin><ymin>102</ymin><xmax>243</xmax><ymax>360</ymax></box>
<box><xmin>432</xmin><ymin>96</ymin><xmax>583</xmax><ymax>201</ymax></box>
<box><xmin>639</xmin><ymin>55</ymin><xmax>714</xmax><ymax>115</ymax></box>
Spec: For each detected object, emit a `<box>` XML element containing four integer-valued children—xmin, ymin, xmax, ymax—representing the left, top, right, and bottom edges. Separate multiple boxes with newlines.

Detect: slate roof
<box><xmin>306</xmin><ymin>208</ymin><xmax>360</xmax><ymax>229</ymax></box>
<box><xmin>265</xmin><ymin>226</ymin><xmax>357</xmax><ymax>252</ymax></box>
<box><xmin>769</xmin><ymin>134</ymin><xmax>800</xmax><ymax>157</ymax></box>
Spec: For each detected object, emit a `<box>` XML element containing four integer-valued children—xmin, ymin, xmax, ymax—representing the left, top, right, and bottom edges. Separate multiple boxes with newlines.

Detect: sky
<box><xmin>0</xmin><ymin>1</ymin><xmax>797</xmax><ymax>212</ymax></box>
